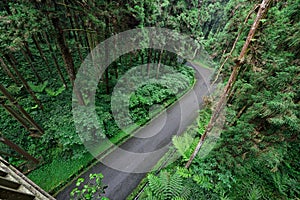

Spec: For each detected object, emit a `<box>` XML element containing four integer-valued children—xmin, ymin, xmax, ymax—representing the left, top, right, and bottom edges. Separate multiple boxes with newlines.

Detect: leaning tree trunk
<box><xmin>23</xmin><ymin>41</ymin><xmax>35</xmax><ymax>62</ymax></box>
<box><xmin>0</xmin><ymin>84</ymin><xmax>44</xmax><ymax>135</ymax></box>
<box><xmin>3</xmin><ymin>54</ymin><xmax>43</xmax><ymax>110</ymax></box>
<box><xmin>51</xmin><ymin>17</ymin><xmax>85</xmax><ymax>105</ymax></box>
<box><xmin>51</xmin><ymin>17</ymin><xmax>76</xmax><ymax>85</ymax></box>
<box><xmin>185</xmin><ymin>0</ymin><xmax>272</xmax><ymax>168</ymax></box>
<box><xmin>1</xmin><ymin>103</ymin><xmax>32</xmax><ymax>133</ymax></box>
<box><xmin>0</xmin><ymin>133</ymin><xmax>39</xmax><ymax>164</ymax></box>
<box><xmin>43</xmin><ymin>32</ymin><xmax>67</xmax><ymax>88</ymax></box>
<box><xmin>0</xmin><ymin>57</ymin><xmax>19</xmax><ymax>84</ymax></box>
<box><xmin>32</xmin><ymin>34</ymin><xmax>51</xmax><ymax>72</ymax></box>
<box><xmin>20</xmin><ymin>48</ymin><xmax>42</xmax><ymax>82</ymax></box>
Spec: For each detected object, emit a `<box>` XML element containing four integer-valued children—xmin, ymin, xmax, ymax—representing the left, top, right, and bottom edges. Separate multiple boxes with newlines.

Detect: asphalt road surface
<box><xmin>56</xmin><ymin>63</ymin><xmax>213</xmax><ymax>200</ymax></box>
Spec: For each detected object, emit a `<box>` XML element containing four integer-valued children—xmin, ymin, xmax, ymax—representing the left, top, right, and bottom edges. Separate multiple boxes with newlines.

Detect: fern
<box><xmin>146</xmin><ymin>171</ymin><xmax>189</xmax><ymax>200</ymax></box>
<box><xmin>172</xmin><ymin>133</ymin><xmax>194</xmax><ymax>161</ymax></box>
<box><xmin>45</xmin><ymin>85</ymin><xmax>65</xmax><ymax>97</ymax></box>
<box><xmin>28</xmin><ymin>81</ymin><xmax>48</xmax><ymax>92</ymax></box>
<box><xmin>176</xmin><ymin>167</ymin><xmax>192</xmax><ymax>178</ymax></box>
<box><xmin>148</xmin><ymin>174</ymin><xmax>164</xmax><ymax>199</ymax></box>
<box><xmin>7</xmin><ymin>85</ymin><xmax>23</xmax><ymax>95</ymax></box>
<box><xmin>247</xmin><ymin>185</ymin><xmax>262</xmax><ymax>200</ymax></box>
<box><xmin>272</xmin><ymin>172</ymin><xmax>290</xmax><ymax>196</ymax></box>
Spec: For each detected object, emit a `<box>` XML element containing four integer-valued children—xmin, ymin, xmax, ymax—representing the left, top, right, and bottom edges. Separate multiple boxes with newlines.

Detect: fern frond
<box><xmin>172</xmin><ymin>133</ymin><xmax>193</xmax><ymax>160</ymax></box>
<box><xmin>28</xmin><ymin>81</ymin><xmax>48</xmax><ymax>92</ymax></box>
<box><xmin>146</xmin><ymin>171</ymin><xmax>189</xmax><ymax>200</ymax></box>
<box><xmin>176</xmin><ymin>167</ymin><xmax>192</xmax><ymax>178</ymax></box>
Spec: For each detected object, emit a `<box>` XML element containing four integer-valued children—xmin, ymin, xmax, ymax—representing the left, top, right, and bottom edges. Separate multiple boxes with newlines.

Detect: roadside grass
<box><xmin>27</xmin><ymin>153</ymin><xmax>94</xmax><ymax>193</ymax></box>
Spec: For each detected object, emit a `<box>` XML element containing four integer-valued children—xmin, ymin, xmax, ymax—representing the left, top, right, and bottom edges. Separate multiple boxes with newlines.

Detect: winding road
<box><xmin>56</xmin><ymin>63</ymin><xmax>213</xmax><ymax>200</ymax></box>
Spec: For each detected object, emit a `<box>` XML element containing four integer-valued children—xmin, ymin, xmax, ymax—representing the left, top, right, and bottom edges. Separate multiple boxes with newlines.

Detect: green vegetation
<box><xmin>71</xmin><ymin>173</ymin><xmax>109</xmax><ymax>200</ymax></box>
<box><xmin>136</xmin><ymin>107</ymin><xmax>213</xmax><ymax>199</ymax></box>
<box><xmin>0</xmin><ymin>0</ymin><xmax>195</xmax><ymax>194</ymax></box>
<box><xmin>0</xmin><ymin>0</ymin><xmax>299</xmax><ymax>199</ymax></box>
<box><xmin>25</xmin><ymin>66</ymin><xmax>194</xmax><ymax>193</ymax></box>
<box><xmin>27</xmin><ymin>153</ymin><xmax>93</xmax><ymax>193</ymax></box>
<box><xmin>139</xmin><ymin>0</ymin><xmax>300</xmax><ymax>199</ymax></box>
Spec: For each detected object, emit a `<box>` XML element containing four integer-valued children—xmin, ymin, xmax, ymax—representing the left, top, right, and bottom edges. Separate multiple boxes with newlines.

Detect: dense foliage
<box><xmin>141</xmin><ymin>0</ymin><xmax>300</xmax><ymax>199</ymax></box>
<box><xmin>0</xmin><ymin>0</ymin><xmax>195</xmax><ymax>193</ymax></box>
<box><xmin>0</xmin><ymin>0</ymin><xmax>299</xmax><ymax>199</ymax></box>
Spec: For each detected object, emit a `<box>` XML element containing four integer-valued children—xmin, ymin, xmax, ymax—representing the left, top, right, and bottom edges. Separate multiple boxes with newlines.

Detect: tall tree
<box><xmin>185</xmin><ymin>0</ymin><xmax>272</xmax><ymax>168</ymax></box>
<box><xmin>51</xmin><ymin>16</ymin><xmax>85</xmax><ymax>105</ymax></box>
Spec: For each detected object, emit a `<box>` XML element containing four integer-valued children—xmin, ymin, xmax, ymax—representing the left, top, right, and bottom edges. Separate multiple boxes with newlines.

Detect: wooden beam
<box><xmin>0</xmin><ymin>176</ymin><xmax>21</xmax><ymax>189</ymax></box>
<box><xmin>0</xmin><ymin>185</ymin><xmax>35</xmax><ymax>200</ymax></box>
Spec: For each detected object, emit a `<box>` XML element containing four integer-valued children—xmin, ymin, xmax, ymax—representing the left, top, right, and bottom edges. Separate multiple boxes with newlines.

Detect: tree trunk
<box><xmin>156</xmin><ymin>49</ymin><xmax>164</xmax><ymax>79</ymax></box>
<box><xmin>0</xmin><ymin>134</ymin><xmax>39</xmax><ymax>164</ymax></box>
<box><xmin>1</xmin><ymin>103</ymin><xmax>32</xmax><ymax>133</ymax></box>
<box><xmin>168</xmin><ymin>53</ymin><xmax>174</xmax><ymax>66</ymax></box>
<box><xmin>68</xmin><ymin>10</ymin><xmax>83</xmax><ymax>62</ymax></box>
<box><xmin>147</xmin><ymin>48</ymin><xmax>152</xmax><ymax>76</ymax></box>
<box><xmin>20</xmin><ymin>48</ymin><xmax>42</xmax><ymax>82</ymax></box>
<box><xmin>51</xmin><ymin>17</ymin><xmax>85</xmax><ymax>105</ymax></box>
<box><xmin>105</xmin><ymin>17</ymin><xmax>110</xmax><ymax>94</ymax></box>
<box><xmin>185</xmin><ymin>0</ymin><xmax>272</xmax><ymax>168</ymax></box>
<box><xmin>0</xmin><ymin>84</ymin><xmax>44</xmax><ymax>135</ymax></box>
<box><xmin>74</xmin><ymin>14</ymin><xmax>85</xmax><ymax>50</ymax></box>
<box><xmin>0</xmin><ymin>57</ymin><xmax>19</xmax><ymax>84</ymax></box>
<box><xmin>43</xmin><ymin>32</ymin><xmax>67</xmax><ymax>88</ymax></box>
<box><xmin>4</xmin><ymin>54</ymin><xmax>43</xmax><ymax>110</ymax></box>
<box><xmin>114</xmin><ymin>34</ymin><xmax>118</xmax><ymax>79</ymax></box>
<box><xmin>141</xmin><ymin>50</ymin><xmax>144</xmax><ymax>64</ymax></box>
<box><xmin>23</xmin><ymin>41</ymin><xmax>35</xmax><ymax>62</ymax></box>
<box><xmin>84</xmin><ymin>30</ymin><xmax>92</xmax><ymax>54</ymax></box>
<box><xmin>32</xmin><ymin>34</ymin><xmax>51</xmax><ymax>72</ymax></box>
<box><xmin>51</xmin><ymin>17</ymin><xmax>76</xmax><ymax>85</ymax></box>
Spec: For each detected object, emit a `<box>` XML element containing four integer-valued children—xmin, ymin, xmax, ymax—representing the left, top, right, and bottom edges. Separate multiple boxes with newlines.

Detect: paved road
<box><xmin>56</xmin><ymin>63</ymin><xmax>213</xmax><ymax>200</ymax></box>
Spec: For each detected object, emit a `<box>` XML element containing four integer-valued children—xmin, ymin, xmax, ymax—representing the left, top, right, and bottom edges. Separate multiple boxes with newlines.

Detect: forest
<box><xmin>0</xmin><ymin>0</ymin><xmax>299</xmax><ymax>199</ymax></box>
